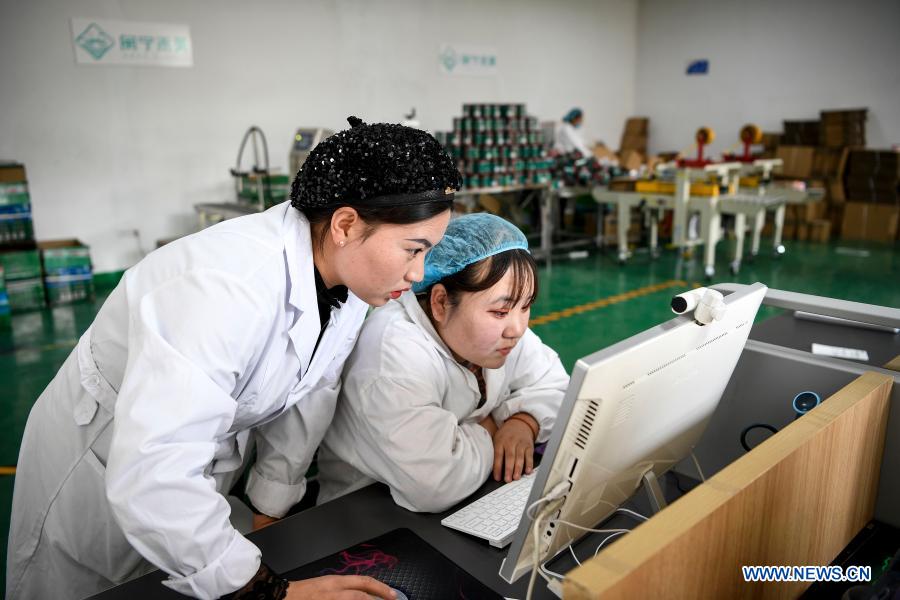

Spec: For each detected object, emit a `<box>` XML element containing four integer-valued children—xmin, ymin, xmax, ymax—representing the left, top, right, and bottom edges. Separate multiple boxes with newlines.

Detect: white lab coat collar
<box><xmin>281</xmin><ymin>206</ymin><xmax>316</xmax><ymax>314</ymax></box>
<box><xmin>280</xmin><ymin>205</ymin><xmax>358</xmax><ymax>376</ymax></box>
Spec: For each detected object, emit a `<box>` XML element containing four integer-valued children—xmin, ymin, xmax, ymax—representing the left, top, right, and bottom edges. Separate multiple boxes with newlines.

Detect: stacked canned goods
<box><xmin>435</xmin><ymin>103</ymin><xmax>553</xmax><ymax>189</ymax></box>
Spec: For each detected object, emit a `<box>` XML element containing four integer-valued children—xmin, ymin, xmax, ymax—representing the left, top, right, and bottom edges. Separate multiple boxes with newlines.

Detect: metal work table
<box><xmin>454</xmin><ymin>183</ymin><xmax>554</xmax><ymax>260</ymax></box>
<box><xmin>194</xmin><ymin>202</ymin><xmax>261</xmax><ymax>229</ymax></box>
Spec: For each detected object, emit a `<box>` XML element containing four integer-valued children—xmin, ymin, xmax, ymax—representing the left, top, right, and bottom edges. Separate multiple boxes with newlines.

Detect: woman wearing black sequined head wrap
<box><xmin>7</xmin><ymin>117</ymin><xmax>459</xmax><ymax>600</ymax></box>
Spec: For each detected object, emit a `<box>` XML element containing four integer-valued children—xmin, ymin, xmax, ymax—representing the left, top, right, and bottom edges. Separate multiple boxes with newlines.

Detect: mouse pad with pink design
<box><xmin>283</xmin><ymin>528</ymin><xmax>503</xmax><ymax>599</ymax></box>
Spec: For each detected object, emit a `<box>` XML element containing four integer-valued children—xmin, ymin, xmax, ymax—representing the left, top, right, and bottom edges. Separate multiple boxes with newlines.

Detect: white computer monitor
<box><xmin>499</xmin><ymin>282</ymin><xmax>767</xmax><ymax>584</ymax></box>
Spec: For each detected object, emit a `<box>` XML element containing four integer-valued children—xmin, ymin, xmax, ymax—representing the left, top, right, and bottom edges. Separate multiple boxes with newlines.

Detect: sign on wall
<box><xmin>70</xmin><ymin>18</ymin><xmax>193</xmax><ymax>67</ymax></box>
<box><xmin>439</xmin><ymin>44</ymin><xmax>498</xmax><ymax>77</ymax></box>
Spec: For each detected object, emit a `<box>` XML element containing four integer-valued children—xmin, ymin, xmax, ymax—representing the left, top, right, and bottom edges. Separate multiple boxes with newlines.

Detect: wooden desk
<box><xmin>564</xmin><ymin>371</ymin><xmax>894</xmax><ymax>599</ymax></box>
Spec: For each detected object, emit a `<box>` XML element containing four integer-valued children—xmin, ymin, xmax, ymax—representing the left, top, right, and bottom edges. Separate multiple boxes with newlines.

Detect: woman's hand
<box><xmin>252</xmin><ymin>513</ymin><xmax>279</xmax><ymax>531</ymax></box>
<box><xmin>492</xmin><ymin>414</ymin><xmax>538</xmax><ymax>482</ymax></box>
<box><xmin>478</xmin><ymin>414</ymin><xmax>499</xmax><ymax>437</ymax></box>
<box><xmin>286</xmin><ymin>575</ymin><xmax>396</xmax><ymax>599</ymax></box>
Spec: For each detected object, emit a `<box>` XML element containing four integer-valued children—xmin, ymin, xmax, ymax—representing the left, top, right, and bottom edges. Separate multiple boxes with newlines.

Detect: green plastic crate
<box><xmin>7</xmin><ymin>277</ymin><xmax>45</xmax><ymax>312</ymax></box>
<box><xmin>0</xmin><ymin>249</ymin><xmax>41</xmax><ymax>280</ymax></box>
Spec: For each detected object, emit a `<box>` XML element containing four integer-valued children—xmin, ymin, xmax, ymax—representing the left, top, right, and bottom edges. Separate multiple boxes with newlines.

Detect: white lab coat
<box><xmin>317</xmin><ymin>292</ymin><xmax>568</xmax><ymax>513</ymax></box>
<box><xmin>554</xmin><ymin>121</ymin><xmax>592</xmax><ymax>157</ymax></box>
<box><xmin>6</xmin><ymin>202</ymin><xmax>368</xmax><ymax>599</ymax></box>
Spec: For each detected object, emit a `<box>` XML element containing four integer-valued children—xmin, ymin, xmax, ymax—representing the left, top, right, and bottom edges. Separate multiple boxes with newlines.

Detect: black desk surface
<box><xmin>91</xmin><ymin>472</ymin><xmax>686</xmax><ymax>600</ymax></box>
<box><xmin>750</xmin><ymin>312</ymin><xmax>899</xmax><ymax>368</ymax></box>
<box><xmin>92</xmin><ymin>312</ymin><xmax>898</xmax><ymax>599</ymax></box>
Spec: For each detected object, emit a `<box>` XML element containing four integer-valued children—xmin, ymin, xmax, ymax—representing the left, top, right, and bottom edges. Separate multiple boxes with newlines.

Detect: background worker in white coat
<box><xmin>6</xmin><ymin>116</ymin><xmax>459</xmax><ymax>600</ymax></box>
<box><xmin>317</xmin><ymin>213</ymin><xmax>568</xmax><ymax>512</ymax></box>
<box><xmin>553</xmin><ymin>107</ymin><xmax>592</xmax><ymax>158</ymax></box>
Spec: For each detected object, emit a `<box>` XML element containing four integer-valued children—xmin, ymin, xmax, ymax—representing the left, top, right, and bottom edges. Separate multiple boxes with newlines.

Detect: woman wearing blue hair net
<box><xmin>554</xmin><ymin>107</ymin><xmax>592</xmax><ymax>157</ymax></box>
<box><xmin>317</xmin><ymin>214</ymin><xmax>568</xmax><ymax>512</ymax></box>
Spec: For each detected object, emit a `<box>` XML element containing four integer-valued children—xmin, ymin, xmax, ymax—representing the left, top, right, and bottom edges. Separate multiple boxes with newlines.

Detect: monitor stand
<box><xmin>642</xmin><ymin>471</ymin><xmax>669</xmax><ymax>514</ymax></box>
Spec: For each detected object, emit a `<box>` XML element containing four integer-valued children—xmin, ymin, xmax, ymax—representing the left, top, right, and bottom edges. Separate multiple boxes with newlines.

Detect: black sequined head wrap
<box><xmin>290</xmin><ymin>116</ymin><xmax>461</xmax><ymax>211</ymax></box>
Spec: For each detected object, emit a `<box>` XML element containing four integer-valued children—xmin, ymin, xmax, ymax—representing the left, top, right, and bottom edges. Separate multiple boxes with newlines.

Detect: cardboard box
<box><xmin>618</xmin><ymin>149</ymin><xmax>644</xmax><ymax>171</ymax></box>
<box><xmin>0</xmin><ymin>203</ymin><xmax>34</xmax><ymax>244</ymax></box>
<box><xmin>827</xmin><ymin>178</ymin><xmax>846</xmax><ymax>204</ymax></box>
<box><xmin>841</xmin><ymin>202</ymin><xmax>900</xmax><ymax>242</ymax></box>
<box><xmin>782</xmin><ymin>121</ymin><xmax>819</xmax><ymax>146</ymax></box>
<box><xmin>809</xmin><ymin>219</ymin><xmax>832</xmax><ymax>244</ymax></box>
<box><xmin>798</xmin><ymin>200</ymin><xmax>826</xmax><ymax>222</ymax></box>
<box><xmin>0</xmin><ymin>163</ymin><xmax>27</xmax><ymax>184</ymax></box>
<box><xmin>0</xmin><ymin>182</ymin><xmax>30</xmax><ymax>206</ymax></box>
<box><xmin>0</xmin><ymin>249</ymin><xmax>41</xmax><ymax>281</ymax></box>
<box><xmin>44</xmin><ymin>273</ymin><xmax>94</xmax><ymax>306</ymax></box>
<box><xmin>592</xmin><ymin>144</ymin><xmax>617</xmax><ymax>162</ymax></box>
<box><xmin>620</xmin><ymin>134</ymin><xmax>648</xmax><ymax>152</ymax></box>
<box><xmin>6</xmin><ymin>277</ymin><xmax>45</xmax><ymax>312</ymax></box>
<box><xmin>776</xmin><ymin>146</ymin><xmax>816</xmax><ymax>179</ymax></box>
<box><xmin>37</xmin><ymin>239</ymin><xmax>92</xmax><ymax>276</ymax></box>
<box><xmin>623</xmin><ymin>118</ymin><xmax>649</xmax><ymax>135</ymax></box>
<box><xmin>782</xmin><ymin>221</ymin><xmax>797</xmax><ymax>240</ymax></box>
<box><xmin>820</xmin><ymin>108</ymin><xmax>868</xmax><ymax>123</ymax></box>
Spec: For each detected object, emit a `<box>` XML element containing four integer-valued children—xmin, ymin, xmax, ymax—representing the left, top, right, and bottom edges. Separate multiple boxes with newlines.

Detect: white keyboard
<box><xmin>441</xmin><ymin>470</ymin><xmax>537</xmax><ymax>548</ymax></box>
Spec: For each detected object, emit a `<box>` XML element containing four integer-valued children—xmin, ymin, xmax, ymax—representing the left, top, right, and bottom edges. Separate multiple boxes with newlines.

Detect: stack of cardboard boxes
<box><xmin>0</xmin><ymin>162</ymin><xmax>96</xmax><ymax>314</ymax></box>
<box><xmin>0</xmin><ymin>163</ymin><xmax>34</xmax><ymax>245</ymax></box>
<box><xmin>0</xmin><ymin>247</ymin><xmax>45</xmax><ymax>312</ymax></box>
<box><xmin>841</xmin><ymin>150</ymin><xmax>899</xmax><ymax>243</ymax></box>
<box><xmin>773</xmin><ymin>108</ymin><xmax>876</xmax><ymax>243</ymax></box>
<box><xmin>0</xmin><ymin>163</ymin><xmax>45</xmax><ymax>312</ymax></box>
<box><xmin>782</xmin><ymin>120</ymin><xmax>820</xmax><ymax>145</ymax></box>
<box><xmin>820</xmin><ymin>109</ymin><xmax>866</xmax><ymax>148</ymax></box>
<box><xmin>758</xmin><ymin>132</ymin><xmax>781</xmax><ymax>159</ymax></box>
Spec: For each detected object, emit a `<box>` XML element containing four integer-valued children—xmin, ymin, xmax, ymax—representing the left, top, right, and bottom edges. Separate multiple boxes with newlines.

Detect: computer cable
<box><xmin>569</xmin><ymin>545</ymin><xmax>582</xmax><ymax>566</ymax></box>
<box><xmin>616</xmin><ymin>507</ymin><xmax>649</xmax><ymax>522</ymax></box>
<box><xmin>594</xmin><ymin>530</ymin><xmax>629</xmax><ymax>556</ymax></box>
<box><xmin>527</xmin><ymin>499</ymin><xmax>565</xmax><ymax>600</ymax></box>
<box><xmin>525</xmin><ymin>481</ymin><xmax>571</xmax><ymax>519</ymax></box>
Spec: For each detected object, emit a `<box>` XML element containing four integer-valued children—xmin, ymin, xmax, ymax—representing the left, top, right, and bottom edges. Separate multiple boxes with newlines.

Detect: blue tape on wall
<box><xmin>687</xmin><ymin>59</ymin><xmax>709</xmax><ymax>75</ymax></box>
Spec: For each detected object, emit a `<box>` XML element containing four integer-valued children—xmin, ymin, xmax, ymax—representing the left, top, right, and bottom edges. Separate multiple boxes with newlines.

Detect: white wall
<box><xmin>635</xmin><ymin>0</ymin><xmax>900</xmax><ymax>156</ymax></box>
<box><xmin>0</xmin><ymin>0</ymin><xmax>637</xmax><ymax>272</ymax></box>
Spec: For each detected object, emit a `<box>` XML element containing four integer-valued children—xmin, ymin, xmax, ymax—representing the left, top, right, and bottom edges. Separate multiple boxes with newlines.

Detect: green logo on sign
<box><xmin>76</xmin><ymin>23</ymin><xmax>115</xmax><ymax>60</ymax></box>
<box><xmin>440</xmin><ymin>47</ymin><xmax>458</xmax><ymax>72</ymax></box>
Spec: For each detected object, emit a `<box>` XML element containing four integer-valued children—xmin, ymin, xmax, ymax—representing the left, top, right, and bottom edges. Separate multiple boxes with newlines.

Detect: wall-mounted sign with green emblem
<box><xmin>439</xmin><ymin>44</ymin><xmax>498</xmax><ymax>77</ymax></box>
<box><xmin>70</xmin><ymin>18</ymin><xmax>193</xmax><ymax>67</ymax></box>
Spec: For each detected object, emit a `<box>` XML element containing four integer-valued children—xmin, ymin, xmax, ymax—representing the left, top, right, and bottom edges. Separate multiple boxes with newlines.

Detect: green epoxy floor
<box><xmin>1</xmin><ymin>238</ymin><xmax>898</xmax><ymax>590</ymax></box>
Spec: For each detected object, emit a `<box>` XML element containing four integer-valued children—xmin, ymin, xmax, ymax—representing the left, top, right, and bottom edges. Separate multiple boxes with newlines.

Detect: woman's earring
<box><xmin>339</xmin><ymin>240</ymin><xmax>345</xmax><ymax>247</ymax></box>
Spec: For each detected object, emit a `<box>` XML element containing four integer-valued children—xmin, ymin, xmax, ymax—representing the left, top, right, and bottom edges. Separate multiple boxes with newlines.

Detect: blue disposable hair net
<box><xmin>563</xmin><ymin>108</ymin><xmax>583</xmax><ymax>123</ymax></box>
<box><xmin>412</xmin><ymin>213</ymin><xmax>529</xmax><ymax>293</ymax></box>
